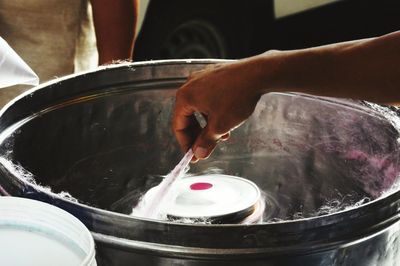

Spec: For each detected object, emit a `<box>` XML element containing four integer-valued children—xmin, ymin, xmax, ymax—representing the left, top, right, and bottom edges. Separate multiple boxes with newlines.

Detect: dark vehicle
<box><xmin>133</xmin><ymin>0</ymin><xmax>400</xmax><ymax>60</ymax></box>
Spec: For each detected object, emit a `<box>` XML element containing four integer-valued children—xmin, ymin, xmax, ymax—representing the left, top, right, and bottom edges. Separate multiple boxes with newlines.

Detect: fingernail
<box><xmin>194</xmin><ymin>147</ymin><xmax>208</xmax><ymax>159</ymax></box>
<box><xmin>190</xmin><ymin>156</ymin><xmax>199</xmax><ymax>164</ymax></box>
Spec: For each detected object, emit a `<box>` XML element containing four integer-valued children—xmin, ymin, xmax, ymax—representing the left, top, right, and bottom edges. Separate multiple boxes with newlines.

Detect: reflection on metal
<box><xmin>0</xmin><ymin>59</ymin><xmax>399</xmax><ymax>265</ymax></box>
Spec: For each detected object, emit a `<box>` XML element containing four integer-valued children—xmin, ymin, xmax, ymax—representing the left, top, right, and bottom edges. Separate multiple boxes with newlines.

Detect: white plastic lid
<box><xmin>0</xmin><ymin>196</ymin><xmax>96</xmax><ymax>266</ymax></box>
<box><xmin>145</xmin><ymin>174</ymin><xmax>261</xmax><ymax>221</ymax></box>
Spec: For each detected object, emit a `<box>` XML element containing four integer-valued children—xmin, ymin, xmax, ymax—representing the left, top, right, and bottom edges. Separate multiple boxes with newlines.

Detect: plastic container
<box><xmin>0</xmin><ymin>196</ymin><xmax>96</xmax><ymax>266</ymax></box>
<box><xmin>0</xmin><ymin>37</ymin><xmax>39</xmax><ymax>88</ymax></box>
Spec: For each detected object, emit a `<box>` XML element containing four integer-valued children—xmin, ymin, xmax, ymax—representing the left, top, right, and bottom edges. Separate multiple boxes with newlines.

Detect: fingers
<box><xmin>173</xmin><ymin>106</ymin><xmax>200</xmax><ymax>150</ymax></box>
<box><xmin>173</xmin><ymin>86</ymin><xmax>207</xmax><ymax>157</ymax></box>
<box><xmin>175</xmin><ymin>116</ymin><xmax>202</xmax><ymax>152</ymax></box>
<box><xmin>192</xmin><ymin>126</ymin><xmax>218</xmax><ymax>160</ymax></box>
<box><xmin>174</xmin><ymin>87</ymin><xmax>232</xmax><ymax>162</ymax></box>
<box><xmin>173</xmin><ymin>63</ymin><xmax>233</xmax><ymax>162</ymax></box>
<box><xmin>192</xmin><ymin>121</ymin><xmax>230</xmax><ymax>161</ymax></box>
<box><xmin>220</xmin><ymin>132</ymin><xmax>231</xmax><ymax>141</ymax></box>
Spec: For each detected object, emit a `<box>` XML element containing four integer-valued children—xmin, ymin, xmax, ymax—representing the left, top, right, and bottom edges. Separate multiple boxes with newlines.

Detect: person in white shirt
<box><xmin>0</xmin><ymin>0</ymin><xmax>137</xmax><ymax>106</ymax></box>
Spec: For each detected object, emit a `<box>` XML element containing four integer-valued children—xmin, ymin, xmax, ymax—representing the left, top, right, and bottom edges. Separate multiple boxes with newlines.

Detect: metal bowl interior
<box><xmin>0</xmin><ymin>60</ymin><xmax>399</xmax><ymax>250</ymax></box>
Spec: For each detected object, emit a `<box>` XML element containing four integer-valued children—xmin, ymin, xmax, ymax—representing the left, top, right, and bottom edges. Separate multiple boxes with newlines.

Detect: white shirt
<box><xmin>0</xmin><ymin>0</ymin><xmax>98</xmax><ymax>82</ymax></box>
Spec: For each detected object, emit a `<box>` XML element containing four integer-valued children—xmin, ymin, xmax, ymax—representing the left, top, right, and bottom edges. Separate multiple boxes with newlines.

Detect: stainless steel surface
<box><xmin>0</xmin><ymin>59</ymin><xmax>399</xmax><ymax>265</ymax></box>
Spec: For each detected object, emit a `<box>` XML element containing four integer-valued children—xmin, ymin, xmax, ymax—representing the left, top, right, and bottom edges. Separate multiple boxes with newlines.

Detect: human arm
<box><xmin>91</xmin><ymin>0</ymin><xmax>138</xmax><ymax>65</ymax></box>
<box><xmin>172</xmin><ymin>31</ymin><xmax>400</xmax><ymax>161</ymax></box>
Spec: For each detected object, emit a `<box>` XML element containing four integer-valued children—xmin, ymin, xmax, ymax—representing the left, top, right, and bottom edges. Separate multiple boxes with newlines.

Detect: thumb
<box><xmin>192</xmin><ymin>125</ymin><xmax>219</xmax><ymax>160</ymax></box>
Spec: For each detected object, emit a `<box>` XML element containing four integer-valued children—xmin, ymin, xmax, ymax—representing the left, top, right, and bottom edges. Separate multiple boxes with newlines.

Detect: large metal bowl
<box><xmin>0</xmin><ymin>60</ymin><xmax>399</xmax><ymax>265</ymax></box>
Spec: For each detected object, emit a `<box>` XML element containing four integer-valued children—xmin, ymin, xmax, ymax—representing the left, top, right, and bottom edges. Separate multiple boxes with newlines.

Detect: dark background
<box><xmin>133</xmin><ymin>0</ymin><xmax>400</xmax><ymax>60</ymax></box>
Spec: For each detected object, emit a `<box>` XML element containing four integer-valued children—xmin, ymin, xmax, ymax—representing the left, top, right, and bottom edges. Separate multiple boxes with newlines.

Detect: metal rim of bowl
<box><xmin>0</xmin><ymin>59</ymin><xmax>398</xmax><ymax>256</ymax></box>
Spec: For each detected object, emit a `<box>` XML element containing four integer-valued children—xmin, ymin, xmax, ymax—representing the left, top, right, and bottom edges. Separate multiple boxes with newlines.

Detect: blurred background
<box><xmin>133</xmin><ymin>0</ymin><xmax>400</xmax><ymax>60</ymax></box>
<box><xmin>1</xmin><ymin>0</ymin><xmax>399</xmax><ymax>107</ymax></box>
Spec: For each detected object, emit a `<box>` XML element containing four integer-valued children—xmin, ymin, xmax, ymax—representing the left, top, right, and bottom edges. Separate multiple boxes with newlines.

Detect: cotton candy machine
<box><xmin>0</xmin><ymin>60</ymin><xmax>400</xmax><ymax>265</ymax></box>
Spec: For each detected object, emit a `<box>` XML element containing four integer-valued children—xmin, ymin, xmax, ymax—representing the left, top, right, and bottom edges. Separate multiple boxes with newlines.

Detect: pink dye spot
<box><xmin>190</xmin><ymin>182</ymin><xmax>213</xmax><ymax>190</ymax></box>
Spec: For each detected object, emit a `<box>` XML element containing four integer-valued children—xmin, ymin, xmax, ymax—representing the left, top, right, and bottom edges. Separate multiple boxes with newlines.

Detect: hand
<box><xmin>174</xmin><ymin>30</ymin><xmax>400</xmax><ymax>162</ymax></box>
<box><xmin>172</xmin><ymin>60</ymin><xmax>263</xmax><ymax>162</ymax></box>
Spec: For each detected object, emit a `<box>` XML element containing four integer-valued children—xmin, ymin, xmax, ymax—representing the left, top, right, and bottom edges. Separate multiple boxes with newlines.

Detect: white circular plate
<box><xmin>145</xmin><ymin>174</ymin><xmax>260</xmax><ymax>220</ymax></box>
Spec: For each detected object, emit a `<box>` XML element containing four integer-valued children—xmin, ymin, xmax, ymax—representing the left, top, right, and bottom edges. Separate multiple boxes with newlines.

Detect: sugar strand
<box><xmin>143</xmin><ymin>149</ymin><xmax>194</xmax><ymax>218</ymax></box>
